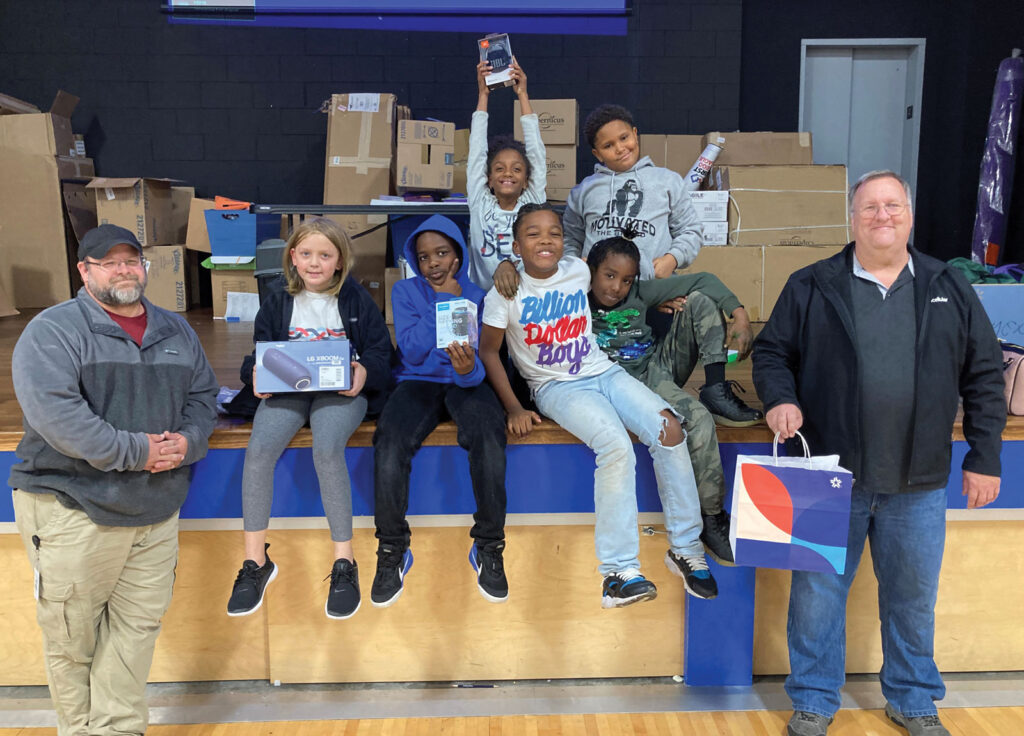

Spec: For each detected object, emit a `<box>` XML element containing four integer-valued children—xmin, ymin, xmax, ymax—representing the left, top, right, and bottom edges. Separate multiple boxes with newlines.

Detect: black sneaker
<box><xmin>469</xmin><ymin>542</ymin><xmax>509</xmax><ymax>603</ymax></box>
<box><xmin>698</xmin><ymin>380</ymin><xmax>764</xmax><ymax>427</ymax></box>
<box><xmin>665</xmin><ymin>549</ymin><xmax>718</xmax><ymax>599</ymax></box>
<box><xmin>226</xmin><ymin>544</ymin><xmax>278</xmax><ymax>617</ymax></box>
<box><xmin>700</xmin><ymin>510</ymin><xmax>735</xmax><ymax>566</ymax></box>
<box><xmin>370</xmin><ymin>543</ymin><xmax>413</xmax><ymax>608</ymax></box>
<box><xmin>325</xmin><ymin>558</ymin><xmax>360</xmax><ymax>620</ymax></box>
<box><xmin>601</xmin><ymin>569</ymin><xmax>658</xmax><ymax>609</ymax></box>
<box><xmin>884</xmin><ymin>703</ymin><xmax>951</xmax><ymax>735</ymax></box>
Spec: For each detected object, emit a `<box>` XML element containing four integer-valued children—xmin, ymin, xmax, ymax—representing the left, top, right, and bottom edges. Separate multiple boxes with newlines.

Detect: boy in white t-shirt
<box><xmin>479</xmin><ymin>203</ymin><xmax>717</xmax><ymax>608</ymax></box>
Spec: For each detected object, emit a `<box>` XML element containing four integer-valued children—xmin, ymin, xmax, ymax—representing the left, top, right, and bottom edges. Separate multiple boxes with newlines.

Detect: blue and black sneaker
<box><xmin>601</xmin><ymin>569</ymin><xmax>658</xmax><ymax>609</ymax></box>
<box><xmin>469</xmin><ymin>541</ymin><xmax>509</xmax><ymax>603</ymax></box>
<box><xmin>665</xmin><ymin>549</ymin><xmax>718</xmax><ymax>599</ymax></box>
<box><xmin>370</xmin><ymin>543</ymin><xmax>413</xmax><ymax>608</ymax></box>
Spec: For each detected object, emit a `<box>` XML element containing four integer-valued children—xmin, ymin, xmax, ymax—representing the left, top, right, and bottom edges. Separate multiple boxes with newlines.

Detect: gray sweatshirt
<box><xmin>10</xmin><ymin>289</ymin><xmax>219</xmax><ymax>527</ymax></box>
<box><xmin>563</xmin><ymin>156</ymin><xmax>703</xmax><ymax>279</ymax></box>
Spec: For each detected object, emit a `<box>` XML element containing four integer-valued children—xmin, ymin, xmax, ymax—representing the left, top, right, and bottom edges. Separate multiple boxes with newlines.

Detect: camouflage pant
<box><xmin>639</xmin><ymin>292</ymin><xmax>727</xmax><ymax>514</ymax></box>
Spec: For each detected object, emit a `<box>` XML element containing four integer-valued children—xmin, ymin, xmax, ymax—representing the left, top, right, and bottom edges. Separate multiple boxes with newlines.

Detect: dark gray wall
<box><xmin>0</xmin><ymin>1</ymin><xmax>741</xmax><ymax>205</ymax></box>
<box><xmin>740</xmin><ymin>0</ymin><xmax>1024</xmax><ymax>263</ymax></box>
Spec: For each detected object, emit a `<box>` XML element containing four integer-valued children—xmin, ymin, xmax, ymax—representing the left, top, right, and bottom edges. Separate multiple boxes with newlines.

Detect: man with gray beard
<box><xmin>10</xmin><ymin>224</ymin><xmax>218</xmax><ymax>735</ymax></box>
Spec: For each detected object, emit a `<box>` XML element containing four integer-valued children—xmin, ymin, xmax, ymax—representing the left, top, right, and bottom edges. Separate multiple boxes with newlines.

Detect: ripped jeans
<box><xmin>534</xmin><ymin>363</ymin><xmax>704</xmax><ymax>575</ymax></box>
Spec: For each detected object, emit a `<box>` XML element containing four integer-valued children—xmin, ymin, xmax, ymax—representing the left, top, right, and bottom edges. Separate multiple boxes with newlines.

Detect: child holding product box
<box><xmin>371</xmin><ymin>215</ymin><xmax>509</xmax><ymax>607</ymax></box>
<box><xmin>226</xmin><ymin>218</ymin><xmax>393</xmax><ymax>621</ymax></box>
<box><xmin>467</xmin><ymin>56</ymin><xmax>546</xmax><ymax>294</ymax></box>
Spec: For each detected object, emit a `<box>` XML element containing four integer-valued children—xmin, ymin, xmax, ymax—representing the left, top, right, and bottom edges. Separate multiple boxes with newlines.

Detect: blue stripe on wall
<box><xmin>3</xmin><ymin>441</ymin><xmax>1022</xmax><ymax>523</ymax></box>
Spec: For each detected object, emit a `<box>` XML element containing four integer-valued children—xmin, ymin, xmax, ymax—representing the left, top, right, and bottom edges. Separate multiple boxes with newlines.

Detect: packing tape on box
<box><xmin>727</xmin><ymin>192</ymin><xmax>851</xmax><ymax>245</ymax></box>
<box><xmin>327</xmin><ymin>110</ymin><xmax>392</xmax><ymax>175</ymax></box>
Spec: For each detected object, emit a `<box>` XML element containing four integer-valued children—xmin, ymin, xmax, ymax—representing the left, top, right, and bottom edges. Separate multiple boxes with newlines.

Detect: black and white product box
<box><xmin>478</xmin><ymin>33</ymin><xmax>514</xmax><ymax>87</ymax></box>
<box><xmin>688</xmin><ymin>190</ymin><xmax>729</xmax><ymax>221</ymax></box>
<box><xmin>255</xmin><ymin>340</ymin><xmax>351</xmax><ymax>394</ymax></box>
<box><xmin>435</xmin><ymin>299</ymin><xmax>479</xmax><ymax>348</ymax></box>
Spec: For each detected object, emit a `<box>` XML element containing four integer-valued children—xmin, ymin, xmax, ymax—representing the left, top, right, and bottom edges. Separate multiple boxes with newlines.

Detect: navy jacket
<box><xmin>240</xmin><ymin>275</ymin><xmax>394</xmax><ymax>415</ymax></box>
<box><xmin>392</xmin><ymin>215</ymin><xmax>487</xmax><ymax>387</ymax></box>
<box><xmin>753</xmin><ymin>244</ymin><xmax>1005</xmax><ymax>491</ymax></box>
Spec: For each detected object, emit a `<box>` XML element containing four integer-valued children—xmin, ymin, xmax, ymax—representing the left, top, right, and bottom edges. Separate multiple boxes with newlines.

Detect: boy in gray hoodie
<box><xmin>563</xmin><ymin>104</ymin><xmax>702</xmax><ymax>280</ymax></box>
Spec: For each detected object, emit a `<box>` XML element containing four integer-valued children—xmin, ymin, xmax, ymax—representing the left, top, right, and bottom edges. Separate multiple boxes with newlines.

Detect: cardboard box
<box><xmin>0</xmin><ymin>92</ymin><xmax>40</xmax><ymax>115</ymax></box>
<box><xmin>144</xmin><ymin>244</ymin><xmax>188</xmax><ymax>312</ymax></box>
<box><xmin>514</xmin><ymin>99</ymin><xmax>579</xmax><ymax>146</ymax></box>
<box><xmin>0</xmin><ymin>280</ymin><xmax>18</xmax><ymax>317</ymax></box>
<box><xmin>544</xmin><ymin>144</ymin><xmax>577</xmax><ymax>191</ymax></box>
<box><xmin>396</xmin><ymin>142</ymin><xmax>454</xmax><ymax>193</ymax></box>
<box><xmin>210</xmin><ymin>268</ymin><xmax>258</xmax><ymax>319</ymax></box>
<box><xmin>973</xmin><ymin>284</ymin><xmax>1024</xmax><ymax>342</ymax></box>
<box><xmin>682</xmin><ymin>246</ymin><xmax>764</xmax><ymax>321</ymax></box>
<box><xmin>54</xmin><ymin>155</ymin><xmax>94</xmax><ymax>179</ymax></box>
<box><xmin>704</xmin><ymin>131</ymin><xmax>813</xmax><ymax>166</ymax></box>
<box><xmin>640</xmin><ymin>134</ymin><xmax>704</xmax><ymax>176</ymax></box>
<box><xmin>0</xmin><ymin>148</ymin><xmax>73</xmax><ymax>307</ymax></box>
<box><xmin>87</xmin><ymin>177</ymin><xmax>176</xmax><ymax>246</ymax></box>
<box><xmin>185</xmin><ymin>197</ymin><xmax>216</xmax><ymax>253</ymax></box>
<box><xmin>700</xmin><ymin>220</ymin><xmax>729</xmax><ymax>246</ymax></box>
<box><xmin>397</xmin><ymin>120</ymin><xmax>454</xmax><ymax>146</ymax></box>
<box><xmin>396</xmin><ymin>120</ymin><xmax>455</xmax><ymax>193</ymax></box>
<box><xmin>452</xmin><ymin>128</ymin><xmax>470</xmax><ymax>195</ymax></box>
<box><xmin>762</xmin><ymin>246</ymin><xmax>844</xmax><ymax>319</ymax></box>
<box><xmin>170</xmin><ymin>186</ymin><xmax>193</xmax><ymax>245</ymax></box>
<box><xmin>324</xmin><ymin>92</ymin><xmax>396</xmax><ymax>214</ymax></box>
<box><xmin>0</xmin><ymin>90</ymin><xmax>77</xmax><ymax>157</ymax></box>
<box><xmin>384</xmin><ymin>267</ymin><xmax>402</xmax><ymax>325</ymax></box>
<box><xmin>255</xmin><ymin>340</ymin><xmax>352</xmax><ymax>394</ymax></box>
<box><xmin>688</xmin><ymin>190</ymin><xmax>729</xmax><ymax>221</ymax></box>
<box><xmin>62</xmin><ymin>181</ymin><xmax>99</xmax><ymax>294</ymax></box>
<box><xmin>546</xmin><ymin>187</ymin><xmax>573</xmax><ymax>202</ymax></box>
<box><xmin>435</xmin><ymin>298</ymin><xmax>478</xmax><ymax>348</ymax></box>
<box><xmin>708</xmin><ymin>165</ymin><xmax>849</xmax><ymax>246</ymax></box>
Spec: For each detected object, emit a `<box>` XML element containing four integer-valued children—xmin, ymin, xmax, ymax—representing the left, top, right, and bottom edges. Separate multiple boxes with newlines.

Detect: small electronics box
<box><xmin>435</xmin><ymin>299</ymin><xmax>478</xmax><ymax>349</ymax></box>
<box><xmin>255</xmin><ymin>340</ymin><xmax>351</xmax><ymax>394</ymax></box>
<box><xmin>478</xmin><ymin>33</ymin><xmax>514</xmax><ymax>87</ymax></box>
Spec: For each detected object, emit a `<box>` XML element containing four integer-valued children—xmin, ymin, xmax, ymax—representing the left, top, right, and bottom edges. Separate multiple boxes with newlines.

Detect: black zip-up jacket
<box><xmin>753</xmin><ymin>243</ymin><xmax>1005</xmax><ymax>491</ymax></box>
<box><xmin>239</xmin><ymin>276</ymin><xmax>394</xmax><ymax>415</ymax></box>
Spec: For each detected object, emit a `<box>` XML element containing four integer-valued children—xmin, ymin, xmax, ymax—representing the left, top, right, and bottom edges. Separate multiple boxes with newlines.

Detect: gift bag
<box><xmin>730</xmin><ymin>432</ymin><xmax>853</xmax><ymax>574</ymax></box>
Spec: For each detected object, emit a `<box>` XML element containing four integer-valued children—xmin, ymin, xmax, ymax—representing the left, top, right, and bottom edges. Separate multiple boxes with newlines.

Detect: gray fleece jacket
<box><xmin>10</xmin><ymin>288</ymin><xmax>219</xmax><ymax>527</ymax></box>
<box><xmin>563</xmin><ymin>156</ymin><xmax>703</xmax><ymax>279</ymax></box>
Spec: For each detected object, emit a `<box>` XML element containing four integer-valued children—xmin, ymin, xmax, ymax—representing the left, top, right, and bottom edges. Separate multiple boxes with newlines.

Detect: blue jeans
<box><xmin>534</xmin><ymin>364</ymin><xmax>704</xmax><ymax>575</ymax></box>
<box><xmin>786</xmin><ymin>487</ymin><xmax>947</xmax><ymax>718</ymax></box>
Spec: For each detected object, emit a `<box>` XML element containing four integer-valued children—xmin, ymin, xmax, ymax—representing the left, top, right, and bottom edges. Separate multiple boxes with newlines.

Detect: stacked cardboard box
<box><xmin>87</xmin><ymin>177</ymin><xmax>178</xmax><ymax>246</ymax></box>
<box><xmin>396</xmin><ymin>120</ymin><xmax>455</xmax><ymax>193</ymax></box>
<box><xmin>452</xmin><ymin>128</ymin><xmax>470</xmax><ymax>195</ymax></box>
<box><xmin>706</xmin><ymin>164</ymin><xmax>849</xmax><ymax>247</ymax></box>
<box><xmin>640</xmin><ymin>134</ymin><xmax>704</xmax><ymax>178</ymax></box>
<box><xmin>688</xmin><ymin>190</ymin><xmax>729</xmax><ymax>247</ymax></box>
<box><xmin>514</xmin><ymin>99</ymin><xmax>578</xmax><ymax>202</ymax></box>
<box><xmin>323</xmin><ymin>92</ymin><xmax>398</xmax><ymax>310</ymax></box>
<box><xmin>672</xmin><ymin>131</ymin><xmax>850</xmax><ymax>320</ymax></box>
<box><xmin>0</xmin><ymin>90</ymin><xmax>91</xmax><ymax>308</ymax></box>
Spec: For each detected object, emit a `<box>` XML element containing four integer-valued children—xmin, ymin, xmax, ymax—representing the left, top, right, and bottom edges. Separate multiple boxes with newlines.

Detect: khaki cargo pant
<box><xmin>640</xmin><ymin>292</ymin><xmax>728</xmax><ymax>515</ymax></box>
<box><xmin>13</xmin><ymin>490</ymin><xmax>179</xmax><ymax>736</ymax></box>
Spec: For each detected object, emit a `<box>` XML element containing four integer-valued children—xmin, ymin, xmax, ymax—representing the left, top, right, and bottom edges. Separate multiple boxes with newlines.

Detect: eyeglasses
<box><xmin>83</xmin><ymin>257</ymin><xmax>148</xmax><ymax>272</ymax></box>
<box><xmin>857</xmin><ymin>202</ymin><xmax>908</xmax><ymax>219</ymax></box>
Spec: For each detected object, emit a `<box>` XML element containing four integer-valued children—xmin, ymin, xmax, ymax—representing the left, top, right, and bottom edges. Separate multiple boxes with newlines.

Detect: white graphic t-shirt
<box><xmin>289</xmin><ymin>290</ymin><xmax>346</xmax><ymax>341</ymax></box>
<box><xmin>483</xmin><ymin>257</ymin><xmax>612</xmax><ymax>392</ymax></box>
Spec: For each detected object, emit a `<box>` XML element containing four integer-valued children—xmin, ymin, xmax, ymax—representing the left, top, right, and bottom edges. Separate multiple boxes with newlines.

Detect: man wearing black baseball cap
<box><xmin>10</xmin><ymin>223</ymin><xmax>219</xmax><ymax>735</ymax></box>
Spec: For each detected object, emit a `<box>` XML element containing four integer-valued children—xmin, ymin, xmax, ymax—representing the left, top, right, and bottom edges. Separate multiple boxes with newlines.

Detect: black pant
<box><xmin>373</xmin><ymin>380</ymin><xmax>507</xmax><ymax>549</ymax></box>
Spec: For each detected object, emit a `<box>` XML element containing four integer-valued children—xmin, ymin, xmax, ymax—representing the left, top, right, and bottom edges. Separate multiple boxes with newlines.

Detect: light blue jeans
<box><xmin>534</xmin><ymin>364</ymin><xmax>704</xmax><ymax>575</ymax></box>
<box><xmin>786</xmin><ymin>487</ymin><xmax>948</xmax><ymax>718</ymax></box>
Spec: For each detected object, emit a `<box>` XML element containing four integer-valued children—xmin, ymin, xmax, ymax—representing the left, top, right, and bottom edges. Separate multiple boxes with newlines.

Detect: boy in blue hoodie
<box><xmin>371</xmin><ymin>215</ymin><xmax>509</xmax><ymax>608</ymax></box>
